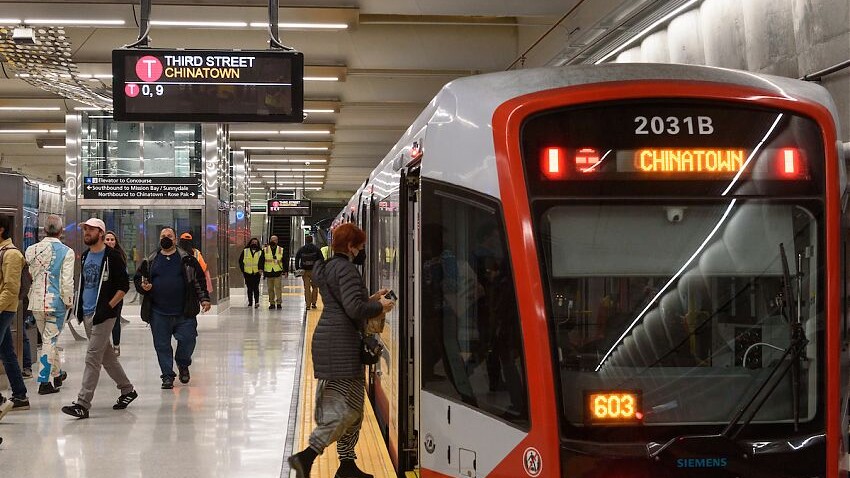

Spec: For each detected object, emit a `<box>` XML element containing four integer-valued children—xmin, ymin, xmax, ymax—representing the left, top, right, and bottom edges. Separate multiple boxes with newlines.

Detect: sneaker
<box><xmin>113</xmin><ymin>345</ymin><xmax>120</xmax><ymax>357</ymax></box>
<box><xmin>161</xmin><ymin>376</ymin><xmax>174</xmax><ymax>389</ymax></box>
<box><xmin>54</xmin><ymin>370</ymin><xmax>67</xmax><ymax>388</ymax></box>
<box><xmin>306</xmin><ymin>306</ymin><xmax>311</xmax><ymax>311</ymax></box>
<box><xmin>113</xmin><ymin>390</ymin><xmax>138</xmax><ymax>410</ymax></box>
<box><xmin>276</xmin><ymin>304</ymin><xmax>283</xmax><ymax>309</ymax></box>
<box><xmin>269</xmin><ymin>304</ymin><xmax>276</xmax><ymax>310</ymax></box>
<box><xmin>0</xmin><ymin>396</ymin><xmax>12</xmax><ymax>421</ymax></box>
<box><xmin>178</xmin><ymin>366</ymin><xmax>190</xmax><ymax>384</ymax></box>
<box><xmin>38</xmin><ymin>382</ymin><xmax>60</xmax><ymax>395</ymax></box>
<box><xmin>10</xmin><ymin>397</ymin><xmax>30</xmax><ymax>411</ymax></box>
<box><xmin>22</xmin><ymin>368</ymin><xmax>32</xmax><ymax>379</ymax></box>
<box><xmin>288</xmin><ymin>450</ymin><xmax>315</xmax><ymax>478</ymax></box>
<box><xmin>311</xmin><ymin>304</ymin><xmax>317</xmax><ymax>309</ymax></box>
<box><xmin>247</xmin><ymin>302</ymin><xmax>253</xmax><ymax>308</ymax></box>
<box><xmin>254</xmin><ymin>303</ymin><xmax>259</xmax><ymax>309</ymax></box>
<box><xmin>335</xmin><ymin>459</ymin><xmax>373</xmax><ymax>478</ymax></box>
<box><xmin>61</xmin><ymin>403</ymin><xmax>89</xmax><ymax>419</ymax></box>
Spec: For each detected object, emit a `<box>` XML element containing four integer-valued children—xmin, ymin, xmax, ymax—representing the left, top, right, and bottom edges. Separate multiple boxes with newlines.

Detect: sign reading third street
<box><xmin>83</xmin><ymin>176</ymin><xmax>202</xmax><ymax>199</ymax></box>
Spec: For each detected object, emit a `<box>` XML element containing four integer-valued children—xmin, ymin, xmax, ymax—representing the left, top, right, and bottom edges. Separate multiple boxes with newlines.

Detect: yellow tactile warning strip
<box><xmin>293</xmin><ymin>301</ymin><xmax>397</xmax><ymax>478</ymax></box>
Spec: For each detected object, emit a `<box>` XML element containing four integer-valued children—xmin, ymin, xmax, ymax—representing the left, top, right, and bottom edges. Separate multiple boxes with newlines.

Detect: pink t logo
<box><xmin>125</xmin><ymin>83</ymin><xmax>140</xmax><ymax>98</ymax></box>
<box><xmin>135</xmin><ymin>55</ymin><xmax>163</xmax><ymax>82</ymax></box>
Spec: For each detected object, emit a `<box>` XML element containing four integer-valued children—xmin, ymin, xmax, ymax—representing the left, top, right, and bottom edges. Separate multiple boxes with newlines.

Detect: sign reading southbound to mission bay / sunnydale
<box><xmin>83</xmin><ymin>177</ymin><xmax>202</xmax><ymax>200</ymax></box>
<box><xmin>112</xmin><ymin>48</ymin><xmax>304</xmax><ymax>122</ymax></box>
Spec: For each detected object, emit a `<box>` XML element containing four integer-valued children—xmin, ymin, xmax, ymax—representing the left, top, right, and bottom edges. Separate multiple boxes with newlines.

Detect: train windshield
<box><xmin>521</xmin><ymin>101</ymin><xmax>827</xmax><ymax>441</ymax></box>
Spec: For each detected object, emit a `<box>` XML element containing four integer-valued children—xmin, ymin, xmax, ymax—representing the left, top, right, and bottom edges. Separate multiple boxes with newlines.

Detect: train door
<box><xmin>400</xmin><ymin>168</ymin><xmax>421</xmax><ymax>472</ymax></box>
<box><xmin>417</xmin><ymin>180</ymin><xmax>530</xmax><ymax>478</ymax></box>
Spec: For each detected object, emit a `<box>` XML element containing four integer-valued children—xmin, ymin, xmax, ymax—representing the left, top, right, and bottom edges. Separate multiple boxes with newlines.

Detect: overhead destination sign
<box><xmin>268</xmin><ymin>199</ymin><xmax>311</xmax><ymax>217</ymax></box>
<box><xmin>83</xmin><ymin>176</ymin><xmax>202</xmax><ymax>200</ymax></box>
<box><xmin>112</xmin><ymin>48</ymin><xmax>304</xmax><ymax>122</ymax></box>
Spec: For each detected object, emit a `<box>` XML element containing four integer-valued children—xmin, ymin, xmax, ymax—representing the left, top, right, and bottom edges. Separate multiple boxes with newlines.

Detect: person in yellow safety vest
<box><xmin>238</xmin><ymin>238</ymin><xmax>262</xmax><ymax>309</ymax></box>
<box><xmin>320</xmin><ymin>244</ymin><xmax>331</xmax><ymax>261</ymax></box>
<box><xmin>259</xmin><ymin>235</ymin><xmax>288</xmax><ymax>310</ymax></box>
<box><xmin>178</xmin><ymin>233</ymin><xmax>213</xmax><ymax>294</ymax></box>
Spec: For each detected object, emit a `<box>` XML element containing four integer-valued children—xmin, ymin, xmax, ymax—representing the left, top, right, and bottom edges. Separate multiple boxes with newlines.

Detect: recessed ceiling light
<box><xmin>0</xmin><ymin>129</ymin><xmax>49</xmax><ymax>134</ymax></box>
<box><xmin>303</xmin><ymin>109</ymin><xmax>336</xmax><ymax>114</ymax></box>
<box><xmin>24</xmin><ymin>19</ymin><xmax>126</xmax><ymax>26</ymax></box>
<box><xmin>278</xmin><ymin>130</ymin><xmax>331</xmax><ymax>135</ymax></box>
<box><xmin>0</xmin><ymin>19</ymin><xmax>22</xmax><ymax>24</ymax></box>
<box><xmin>74</xmin><ymin>107</ymin><xmax>111</xmax><ymax>111</ymax></box>
<box><xmin>249</xmin><ymin>159</ymin><xmax>328</xmax><ymax>164</ymax></box>
<box><xmin>49</xmin><ymin>129</ymin><xmax>66</xmax><ymax>134</ymax></box>
<box><xmin>304</xmin><ymin>77</ymin><xmax>339</xmax><ymax>82</ymax></box>
<box><xmin>254</xmin><ymin>168</ymin><xmax>326</xmax><ymax>172</ymax></box>
<box><xmin>42</xmin><ymin>145</ymin><xmax>65</xmax><ymax>149</ymax></box>
<box><xmin>0</xmin><ymin>106</ymin><xmax>61</xmax><ymax>111</ymax></box>
<box><xmin>231</xmin><ymin>130</ymin><xmax>279</xmax><ymax>135</ymax></box>
<box><xmin>285</xmin><ymin>146</ymin><xmax>329</xmax><ymax>151</ymax></box>
<box><xmin>248</xmin><ymin>22</ymin><xmax>348</xmax><ymax>30</ymax></box>
<box><xmin>150</xmin><ymin>20</ymin><xmax>249</xmax><ymax>28</ymax></box>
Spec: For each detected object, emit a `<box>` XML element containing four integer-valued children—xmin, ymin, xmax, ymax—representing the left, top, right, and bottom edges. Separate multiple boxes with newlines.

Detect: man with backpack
<box><xmin>25</xmin><ymin>214</ymin><xmax>74</xmax><ymax>395</ymax></box>
<box><xmin>0</xmin><ymin>215</ymin><xmax>30</xmax><ymax>419</ymax></box>
<box><xmin>61</xmin><ymin>218</ymin><xmax>137</xmax><ymax>419</ymax></box>
<box><xmin>295</xmin><ymin>235</ymin><xmax>322</xmax><ymax>310</ymax></box>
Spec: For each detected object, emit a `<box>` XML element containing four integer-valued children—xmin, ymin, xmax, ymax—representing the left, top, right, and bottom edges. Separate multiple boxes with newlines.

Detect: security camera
<box><xmin>12</xmin><ymin>27</ymin><xmax>37</xmax><ymax>45</ymax></box>
<box><xmin>666</xmin><ymin>207</ymin><xmax>685</xmax><ymax>223</ymax></box>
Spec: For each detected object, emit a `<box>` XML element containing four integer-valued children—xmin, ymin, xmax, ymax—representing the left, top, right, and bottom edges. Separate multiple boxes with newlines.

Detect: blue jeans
<box><xmin>150</xmin><ymin>311</ymin><xmax>198</xmax><ymax>378</ymax></box>
<box><xmin>0</xmin><ymin>311</ymin><xmax>28</xmax><ymax>398</ymax></box>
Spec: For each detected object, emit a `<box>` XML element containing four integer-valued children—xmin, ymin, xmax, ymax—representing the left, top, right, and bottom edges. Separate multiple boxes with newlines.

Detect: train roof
<box><xmin>343</xmin><ymin>63</ymin><xmax>842</xmax><ymax>214</ymax></box>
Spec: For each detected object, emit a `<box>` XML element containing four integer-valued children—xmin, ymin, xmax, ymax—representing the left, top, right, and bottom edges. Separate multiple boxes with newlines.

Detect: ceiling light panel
<box><xmin>248</xmin><ymin>22</ymin><xmax>348</xmax><ymax>29</ymax></box>
<box><xmin>0</xmin><ymin>106</ymin><xmax>61</xmax><ymax>111</ymax></box>
<box><xmin>23</xmin><ymin>19</ymin><xmax>126</xmax><ymax>26</ymax></box>
<box><xmin>150</xmin><ymin>20</ymin><xmax>249</xmax><ymax>28</ymax></box>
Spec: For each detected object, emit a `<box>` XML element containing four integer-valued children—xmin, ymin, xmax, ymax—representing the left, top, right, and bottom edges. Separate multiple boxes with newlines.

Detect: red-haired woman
<box><xmin>288</xmin><ymin>222</ymin><xmax>395</xmax><ymax>478</ymax></box>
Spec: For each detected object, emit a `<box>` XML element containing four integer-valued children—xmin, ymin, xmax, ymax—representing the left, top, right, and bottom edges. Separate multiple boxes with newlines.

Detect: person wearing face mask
<box><xmin>258</xmin><ymin>235</ymin><xmax>288</xmax><ymax>310</ymax></box>
<box><xmin>238</xmin><ymin>237</ymin><xmax>262</xmax><ymax>308</ymax></box>
<box><xmin>134</xmin><ymin>227</ymin><xmax>211</xmax><ymax>389</ymax></box>
<box><xmin>288</xmin><ymin>223</ymin><xmax>395</xmax><ymax>478</ymax></box>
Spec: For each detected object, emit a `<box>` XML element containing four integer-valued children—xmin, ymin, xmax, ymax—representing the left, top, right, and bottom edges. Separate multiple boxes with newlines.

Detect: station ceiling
<box><xmin>0</xmin><ymin>0</ymin><xmax>654</xmax><ymax>202</ymax></box>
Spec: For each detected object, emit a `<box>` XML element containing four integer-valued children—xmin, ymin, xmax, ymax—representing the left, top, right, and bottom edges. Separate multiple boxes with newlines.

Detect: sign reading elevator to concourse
<box><xmin>112</xmin><ymin>48</ymin><xmax>304</xmax><ymax>123</ymax></box>
<box><xmin>83</xmin><ymin>177</ymin><xmax>202</xmax><ymax>200</ymax></box>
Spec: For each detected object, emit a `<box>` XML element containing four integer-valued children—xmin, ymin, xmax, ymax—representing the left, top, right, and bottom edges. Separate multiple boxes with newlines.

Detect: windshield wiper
<box><xmin>720</xmin><ymin>243</ymin><xmax>807</xmax><ymax>439</ymax></box>
<box><xmin>648</xmin><ymin>243</ymin><xmax>809</xmax><ymax>462</ymax></box>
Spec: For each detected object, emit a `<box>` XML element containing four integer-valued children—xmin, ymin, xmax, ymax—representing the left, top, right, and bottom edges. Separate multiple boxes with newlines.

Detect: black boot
<box><xmin>335</xmin><ymin>459</ymin><xmax>373</xmax><ymax>478</ymax></box>
<box><xmin>288</xmin><ymin>447</ymin><xmax>317</xmax><ymax>478</ymax></box>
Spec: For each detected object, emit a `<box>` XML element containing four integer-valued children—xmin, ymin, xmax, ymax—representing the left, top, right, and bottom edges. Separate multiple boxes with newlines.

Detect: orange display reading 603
<box><xmin>587</xmin><ymin>391</ymin><xmax>642</xmax><ymax>424</ymax></box>
<box><xmin>636</xmin><ymin>148</ymin><xmax>746</xmax><ymax>174</ymax></box>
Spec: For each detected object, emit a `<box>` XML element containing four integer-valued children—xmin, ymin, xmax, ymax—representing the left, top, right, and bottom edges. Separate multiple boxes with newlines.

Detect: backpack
<box><xmin>301</xmin><ymin>248</ymin><xmax>320</xmax><ymax>269</ymax></box>
<box><xmin>0</xmin><ymin>246</ymin><xmax>32</xmax><ymax>301</ymax></box>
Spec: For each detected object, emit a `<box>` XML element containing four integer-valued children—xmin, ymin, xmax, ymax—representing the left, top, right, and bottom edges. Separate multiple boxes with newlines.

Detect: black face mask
<box><xmin>160</xmin><ymin>237</ymin><xmax>174</xmax><ymax>250</ymax></box>
<box><xmin>353</xmin><ymin>248</ymin><xmax>366</xmax><ymax>265</ymax></box>
<box><xmin>249</xmin><ymin>242</ymin><xmax>259</xmax><ymax>250</ymax></box>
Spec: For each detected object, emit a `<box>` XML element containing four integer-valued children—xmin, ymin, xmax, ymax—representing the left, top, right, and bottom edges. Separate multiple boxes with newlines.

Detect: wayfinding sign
<box><xmin>83</xmin><ymin>176</ymin><xmax>202</xmax><ymax>199</ymax></box>
<box><xmin>112</xmin><ymin>48</ymin><xmax>304</xmax><ymax>122</ymax></box>
<box><xmin>267</xmin><ymin>199</ymin><xmax>311</xmax><ymax>216</ymax></box>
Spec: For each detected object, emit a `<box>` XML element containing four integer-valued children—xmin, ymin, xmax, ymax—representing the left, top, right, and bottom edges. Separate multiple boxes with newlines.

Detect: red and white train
<box><xmin>333</xmin><ymin>63</ymin><xmax>848</xmax><ymax>477</ymax></box>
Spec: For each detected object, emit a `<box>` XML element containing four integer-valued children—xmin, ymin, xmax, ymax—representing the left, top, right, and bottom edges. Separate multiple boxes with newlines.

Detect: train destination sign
<box><xmin>267</xmin><ymin>199</ymin><xmax>311</xmax><ymax>217</ymax></box>
<box><xmin>112</xmin><ymin>48</ymin><xmax>304</xmax><ymax>122</ymax></box>
<box><xmin>634</xmin><ymin>148</ymin><xmax>746</xmax><ymax>173</ymax></box>
<box><xmin>83</xmin><ymin>176</ymin><xmax>202</xmax><ymax>200</ymax></box>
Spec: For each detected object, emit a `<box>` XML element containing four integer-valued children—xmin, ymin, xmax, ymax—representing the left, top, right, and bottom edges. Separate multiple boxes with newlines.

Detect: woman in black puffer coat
<box><xmin>288</xmin><ymin>223</ymin><xmax>395</xmax><ymax>478</ymax></box>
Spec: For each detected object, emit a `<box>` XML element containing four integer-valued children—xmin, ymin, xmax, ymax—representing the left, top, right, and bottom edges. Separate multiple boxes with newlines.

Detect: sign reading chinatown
<box><xmin>83</xmin><ymin>177</ymin><xmax>202</xmax><ymax>200</ymax></box>
<box><xmin>112</xmin><ymin>48</ymin><xmax>304</xmax><ymax>122</ymax></box>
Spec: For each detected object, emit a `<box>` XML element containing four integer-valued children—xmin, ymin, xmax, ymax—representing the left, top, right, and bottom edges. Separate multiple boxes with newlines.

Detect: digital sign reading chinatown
<box><xmin>112</xmin><ymin>48</ymin><xmax>304</xmax><ymax>122</ymax></box>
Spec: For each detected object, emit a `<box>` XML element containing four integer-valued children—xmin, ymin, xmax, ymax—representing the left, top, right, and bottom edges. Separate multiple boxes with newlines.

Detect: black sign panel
<box><xmin>268</xmin><ymin>199</ymin><xmax>311</xmax><ymax>216</ymax></box>
<box><xmin>112</xmin><ymin>48</ymin><xmax>304</xmax><ymax>122</ymax></box>
<box><xmin>83</xmin><ymin>176</ymin><xmax>202</xmax><ymax>199</ymax></box>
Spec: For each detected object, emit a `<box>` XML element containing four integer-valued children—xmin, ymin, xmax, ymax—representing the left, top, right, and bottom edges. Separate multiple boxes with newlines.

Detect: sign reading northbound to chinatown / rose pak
<box><xmin>112</xmin><ymin>48</ymin><xmax>304</xmax><ymax>122</ymax></box>
<box><xmin>83</xmin><ymin>176</ymin><xmax>202</xmax><ymax>200</ymax></box>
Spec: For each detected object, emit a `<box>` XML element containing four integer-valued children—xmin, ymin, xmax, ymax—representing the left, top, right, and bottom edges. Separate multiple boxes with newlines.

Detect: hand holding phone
<box><xmin>384</xmin><ymin>290</ymin><xmax>398</xmax><ymax>301</ymax></box>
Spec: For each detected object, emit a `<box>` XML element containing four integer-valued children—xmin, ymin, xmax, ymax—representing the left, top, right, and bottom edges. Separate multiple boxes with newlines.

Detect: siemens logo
<box><xmin>676</xmin><ymin>458</ymin><xmax>729</xmax><ymax>468</ymax></box>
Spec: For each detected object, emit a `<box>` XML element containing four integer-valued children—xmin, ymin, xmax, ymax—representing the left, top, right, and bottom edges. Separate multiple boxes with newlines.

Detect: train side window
<box><xmin>420</xmin><ymin>181</ymin><xmax>529</xmax><ymax>429</ymax></box>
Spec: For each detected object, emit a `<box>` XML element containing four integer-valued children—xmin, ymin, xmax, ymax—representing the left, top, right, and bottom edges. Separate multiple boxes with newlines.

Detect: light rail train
<box><xmin>333</xmin><ymin>63</ymin><xmax>848</xmax><ymax>478</ymax></box>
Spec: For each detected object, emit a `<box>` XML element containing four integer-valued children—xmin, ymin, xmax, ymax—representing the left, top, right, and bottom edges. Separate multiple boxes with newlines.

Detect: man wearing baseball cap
<box><xmin>61</xmin><ymin>218</ymin><xmax>137</xmax><ymax>419</ymax></box>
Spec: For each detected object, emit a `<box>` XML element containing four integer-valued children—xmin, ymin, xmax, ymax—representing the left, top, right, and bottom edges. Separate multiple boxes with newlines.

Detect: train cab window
<box><xmin>538</xmin><ymin>201</ymin><xmax>823</xmax><ymax>436</ymax></box>
<box><xmin>420</xmin><ymin>181</ymin><xmax>529</xmax><ymax>428</ymax></box>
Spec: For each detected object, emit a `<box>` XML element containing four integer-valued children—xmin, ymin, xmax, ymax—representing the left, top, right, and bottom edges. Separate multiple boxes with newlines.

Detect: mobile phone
<box><xmin>384</xmin><ymin>290</ymin><xmax>398</xmax><ymax>301</ymax></box>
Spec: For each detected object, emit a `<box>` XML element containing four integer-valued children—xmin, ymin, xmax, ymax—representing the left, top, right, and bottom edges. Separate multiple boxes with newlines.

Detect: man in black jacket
<box><xmin>61</xmin><ymin>218</ymin><xmax>137</xmax><ymax>419</ymax></box>
<box><xmin>134</xmin><ymin>227</ymin><xmax>210</xmax><ymax>389</ymax></box>
<box><xmin>294</xmin><ymin>235</ymin><xmax>322</xmax><ymax>310</ymax></box>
